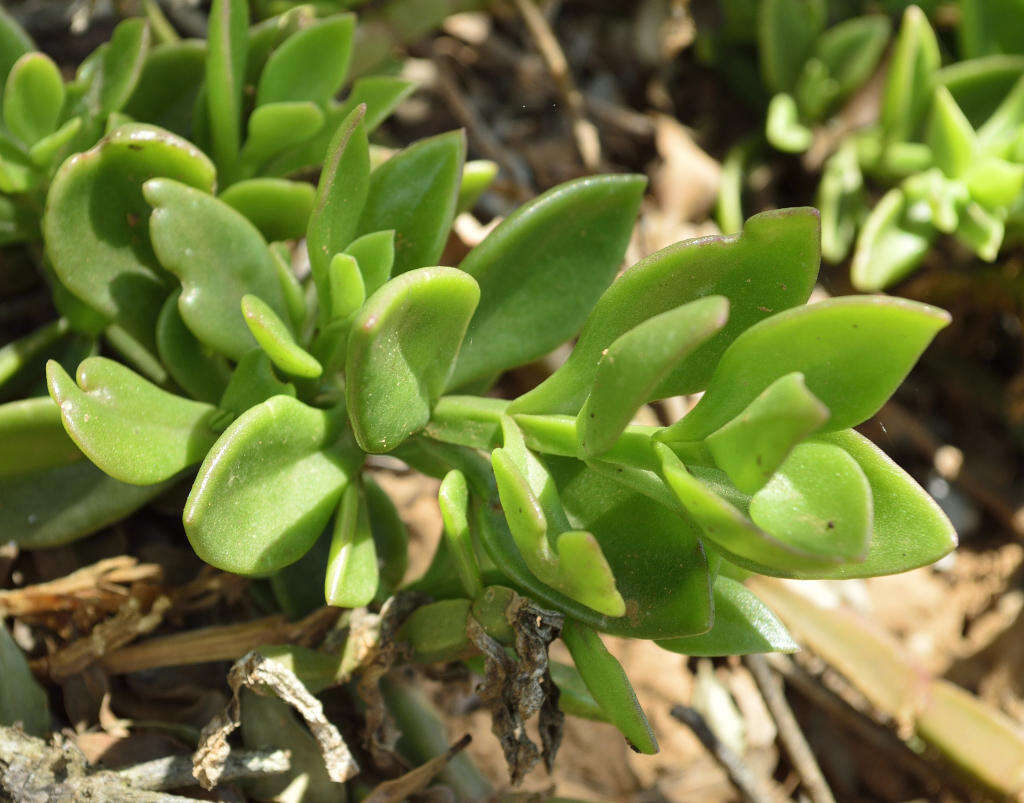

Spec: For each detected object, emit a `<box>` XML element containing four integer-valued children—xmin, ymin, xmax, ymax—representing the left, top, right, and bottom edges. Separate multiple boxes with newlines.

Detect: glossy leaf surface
<box><xmin>3</xmin><ymin>52</ymin><xmax>64</xmax><ymax>145</ymax></box>
<box><xmin>578</xmin><ymin>296</ymin><xmax>729</xmax><ymax>457</ymax></box>
<box><xmin>662</xmin><ymin>296</ymin><xmax>950</xmax><ymax>441</ymax></box>
<box><xmin>46</xmin><ymin>357</ymin><xmax>220</xmax><ymax>485</ymax></box>
<box><xmin>344</xmin><ymin>229</ymin><xmax>394</xmax><ymax>296</ymax></box>
<box><xmin>451</xmin><ymin>174</ymin><xmax>646</xmax><ymax>390</ymax></box>
<box><xmin>220</xmin><ymin>178</ymin><xmax>315</xmax><ymax>242</ymax></box>
<box><xmin>346</xmin><ymin>267</ymin><xmax>479</xmax><ymax>453</ymax></box>
<box><xmin>561</xmin><ymin>619</ymin><xmax>657</xmax><ymax>754</ymax></box>
<box><xmin>156</xmin><ymin>291</ymin><xmax>231</xmax><ymax>405</ymax></box>
<box><xmin>44</xmin><ymin>124</ymin><xmax>216</xmax><ymax>347</ymax></box>
<box><xmin>256</xmin><ymin>13</ymin><xmax>354</xmax><ymax>106</ymax></box>
<box><xmin>656</xmin><ymin>576</ymin><xmax>798</xmax><ymax>656</ymax></box>
<box><xmin>512</xmin><ymin>208</ymin><xmax>819</xmax><ymax>414</ymax></box>
<box><xmin>146</xmin><ymin>178</ymin><xmax>291</xmax><ymax>360</ymax></box>
<box><xmin>241</xmin><ymin>294</ymin><xmax>322</xmax><ymax>378</ymax></box>
<box><xmin>206</xmin><ymin>0</ymin><xmax>248</xmax><ymax>172</ymax></box>
<box><xmin>325</xmin><ymin>482</ymin><xmax>378</xmax><ymax>607</ymax></box>
<box><xmin>356</xmin><ymin>130</ymin><xmax>465</xmax><ymax>275</ymax></box>
<box><xmin>184</xmin><ymin>396</ymin><xmax>358</xmax><ymax>575</ymax></box>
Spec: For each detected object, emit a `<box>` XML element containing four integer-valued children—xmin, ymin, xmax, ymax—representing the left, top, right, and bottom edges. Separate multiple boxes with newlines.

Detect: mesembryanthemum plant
<box><xmin>0</xmin><ymin>0</ymin><xmax>957</xmax><ymax>783</ymax></box>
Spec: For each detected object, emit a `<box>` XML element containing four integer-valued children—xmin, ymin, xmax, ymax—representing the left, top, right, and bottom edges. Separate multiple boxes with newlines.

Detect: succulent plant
<box><xmin>1</xmin><ymin>0</ymin><xmax>957</xmax><ymax>781</ymax></box>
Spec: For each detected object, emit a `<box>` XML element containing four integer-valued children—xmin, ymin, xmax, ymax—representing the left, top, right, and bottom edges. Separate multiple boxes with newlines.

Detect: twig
<box><xmin>745</xmin><ymin>654</ymin><xmax>836</xmax><ymax>803</ymax></box>
<box><xmin>764</xmin><ymin>654</ymin><xmax>953</xmax><ymax>796</ymax></box>
<box><xmin>512</xmin><ymin>0</ymin><xmax>602</xmax><ymax>171</ymax></box>
<box><xmin>431</xmin><ymin>55</ymin><xmax>534</xmax><ymax>200</ymax></box>
<box><xmin>115</xmin><ymin>748</ymin><xmax>290</xmax><ymax>790</ymax></box>
<box><xmin>669</xmin><ymin>704</ymin><xmax>779</xmax><ymax>803</ymax></box>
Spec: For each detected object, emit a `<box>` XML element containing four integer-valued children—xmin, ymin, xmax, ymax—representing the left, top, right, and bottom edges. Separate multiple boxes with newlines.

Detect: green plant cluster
<box><xmin>713</xmin><ymin>0</ymin><xmax>1024</xmax><ymax>291</ymax></box>
<box><xmin>1</xmin><ymin>0</ymin><xmax>957</xmax><ymax>776</ymax></box>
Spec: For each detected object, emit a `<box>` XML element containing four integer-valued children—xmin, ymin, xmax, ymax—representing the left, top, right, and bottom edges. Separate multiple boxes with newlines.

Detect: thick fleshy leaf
<box><xmin>965</xmin><ymin>156</ymin><xmax>1024</xmax><ymax>209</ymax></box>
<box><xmin>237</xmin><ymin>101</ymin><xmax>324</xmax><ymax>177</ymax></box>
<box><xmin>0</xmin><ymin>8</ymin><xmax>32</xmax><ymax>105</ymax></box>
<box><xmin>661</xmin><ymin>296</ymin><xmax>950</xmax><ymax>441</ymax></box>
<box><xmin>0</xmin><ymin>622</ymin><xmax>50</xmax><ymax>735</ymax></box>
<box><xmin>156</xmin><ymin>291</ymin><xmax>231</xmax><ymax>405</ymax></box>
<box><xmin>46</xmin><ymin>357</ymin><xmax>221</xmax><ymax>485</ymax></box>
<box><xmin>364</xmin><ymin>477</ymin><xmax>408</xmax><ymax>596</ymax></box>
<box><xmin>0</xmin><ymin>398</ymin><xmax>167</xmax><ymax>548</ymax></box>
<box><xmin>307</xmin><ymin>105</ymin><xmax>369</xmax><ymax>323</ymax></box>
<box><xmin>206</xmin><ymin>0</ymin><xmax>248</xmax><ymax>173</ymax></box>
<box><xmin>356</xmin><ymin>130</ymin><xmax>465</xmax><ymax>275</ymax></box>
<box><xmin>512</xmin><ymin>208</ymin><xmax>819</xmax><ymax>415</ymax></box>
<box><xmin>220</xmin><ymin>178</ymin><xmax>316</xmax><ymax>241</ymax></box>
<box><xmin>0</xmin><ymin>319</ymin><xmax>95</xmax><ymax>403</ymax></box>
<box><xmin>145</xmin><ymin>178</ymin><xmax>291</xmax><ymax>360</ymax></box>
<box><xmin>123</xmin><ymin>40</ymin><xmax>206</xmax><ymax>136</ymax></box>
<box><xmin>326</xmin><ymin>253</ymin><xmax>365</xmax><ymax>321</ymax></box>
<box><xmin>3</xmin><ymin>53</ymin><xmax>64</xmax><ymax>145</ymax></box>
<box><xmin>939</xmin><ymin>55</ymin><xmax>1024</xmax><ymax>129</ymax></box>
<box><xmin>256</xmin><ymin>14</ymin><xmax>354</xmax><ymax>106</ymax></box>
<box><xmin>241</xmin><ymin>293</ymin><xmax>322</xmax><ymax>378</ymax></box>
<box><xmin>398</xmin><ymin>599</ymin><xmax>474</xmax><ymax>663</ymax></box>
<box><xmin>578</xmin><ymin>296</ymin><xmax>729</xmax><ymax>457</ymax></box>
<box><xmin>345</xmin><ymin>229</ymin><xmax>394</xmax><ymax>295</ymax></box>
<box><xmin>218</xmin><ymin>349</ymin><xmax>295</xmax><ymax>417</ymax></box>
<box><xmin>881</xmin><ymin>5</ymin><xmax>940</xmax><ymax>143</ymax></box>
<box><xmin>656</xmin><ymin>444</ymin><xmax>849</xmax><ymax>574</ymax></box>
<box><xmin>439</xmin><ymin>469</ymin><xmax>484</xmax><ymax>598</ymax></box>
<box><xmin>927</xmin><ymin>86</ymin><xmax>976</xmax><ymax>178</ymax></box>
<box><xmin>457</xmin><ymin>159</ymin><xmax>498</xmax><ymax>213</ymax></box>
<box><xmin>956</xmin><ymin>201</ymin><xmax>1004</xmax><ymax>261</ymax></box>
<box><xmin>706</xmin><ymin>372</ymin><xmax>830</xmax><ymax>494</ymax></box>
<box><xmin>807</xmin><ymin>429</ymin><xmax>957</xmax><ymax>578</ymax></box>
<box><xmin>43</xmin><ymin>124</ymin><xmax>216</xmax><ymax>350</ymax></box>
<box><xmin>28</xmin><ymin>116</ymin><xmax>82</xmax><ymax>168</ymax></box>
<box><xmin>748</xmin><ymin>442</ymin><xmax>872</xmax><ymax>563</ymax></box>
<box><xmin>814</xmin><ymin>15</ymin><xmax>891</xmax><ymax>101</ymax></box>
<box><xmin>561</xmin><ymin>619</ymin><xmax>657</xmax><ymax>754</ymax></box>
<box><xmin>346</xmin><ymin>267</ymin><xmax>479</xmax><ymax>453</ymax></box>
<box><xmin>262</xmin><ymin>76</ymin><xmax>414</xmax><ymax>177</ymax></box>
<box><xmin>184</xmin><ymin>395</ymin><xmax>359</xmax><ymax>575</ymax></box>
<box><xmin>817</xmin><ymin>141</ymin><xmax>863</xmax><ymax>263</ymax></box>
<box><xmin>766</xmin><ymin>93</ymin><xmax>812</xmax><ymax>152</ymax></box>
<box><xmin>851</xmin><ymin>189</ymin><xmax>935</xmax><ymax>291</ymax></box>
<box><xmin>325</xmin><ymin>482</ymin><xmax>379</xmax><ymax>607</ymax></box>
<box><xmin>656</xmin><ymin>576</ymin><xmax>798</xmax><ymax>656</ymax></box>
<box><xmin>0</xmin><ymin>135</ymin><xmax>36</xmax><ymax>193</ymax></box>
<box><xmin>451</xmin><ymin>174</ymin><xmax>646</xmax><ymax>390</ymax></box>
<box><xmin>758</xmin><ymin>0</ymin><xmax>825</xmax><ymax>93</ymax></box>
<box><xmin>87</xmin><ymin>18</ymin><xmax>150</xmax><ymax>116</ymax></box>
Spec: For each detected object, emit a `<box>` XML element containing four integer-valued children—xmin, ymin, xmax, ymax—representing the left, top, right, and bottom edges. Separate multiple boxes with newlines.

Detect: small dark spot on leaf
<box><xmin>826</xmin><ymin>521</ymin><xmax>835</xmax><ymax>529</ymax></box>
<box><xmin>127</xmin><ymin>143</ymin><xmax>143</xmax><ymax>151</ymax></box>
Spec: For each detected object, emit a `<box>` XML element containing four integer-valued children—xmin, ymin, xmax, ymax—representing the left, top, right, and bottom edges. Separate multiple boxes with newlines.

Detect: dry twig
<box><xmin>745</xmin><ymin>654</ymin><xmax>835</xmax><ymax>803</ymax></box>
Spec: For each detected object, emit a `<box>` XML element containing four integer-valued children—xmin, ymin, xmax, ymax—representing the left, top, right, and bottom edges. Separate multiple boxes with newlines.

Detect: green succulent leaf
<box><xmin>218</xmin><ymin>349</ymin><xmax>295</xmax><ymax>417</ymax></box>
<box><xmin>766</xmin><ymin>93</ymin><xmax>813</xmax><ymax>152</ymax></box>
<box><xmin>346</xmin><ymin>267</ymin><xmax>480</xmax><ymax>453</ymax></box>
<box><xmin>184</xmin><ymin>395</ymin><xmax>359</xmax><ymax>575</ymax></box>
<box><xmin>123</xmin><ymin>39</ymin><xmax>206</xmax><ymax>136</ymax></box>
<box><xmin>814</xmin><ymin>15</ymin><xmax>891</xmax><ymax>102</ymax></box>
<box><xmin>220</xmin><ymin>178</ymin><xmax>316</xmax><ymax>242</ymax></box>
<box><xmin>356</xmin><ymin>130</ymin><xmax>466</xmax><ymax>275</ymax></box>
<box><xmin>656</xmin><ymin>576</ymin><xmax>798</xmax><ymax>656</ymax></box>
<box><xmin>256</xmin><ymin>13</ymin><xmax>354</xmax><ymax>106</ymax></box>
<box><xmin>0</xmin><ymin>398</ymin><xmax>167</xmax><ymax>548</ymax></box>
<box><xmin>399</xmin><ymin>599</ymin><xmax>473</xmax><ymax>663</ymax></box>
<box><xmin>206</xmin><ymin>0</ymin><xmax>248</xmax><ymax>174</ymax></box>
<box><xmin>262</xmin><ymin>75</ymin><xmax>414</xmax><ymax>177</ymax></box>
<box><xmin>44</xmin><ymin>124</ymin><xmax>216</xmax><ymax>351</ymax></box>
<box><xmin>325</xmin><ymin>481</ymin><xmax>379</xmax><ymax>607</ymax></box>
<box><xmin>156</xmin><ymin>291</ymin><xmax>232</xmax><ymax>405</ymax></box>
<box><xmin>882</xmin><ymin>5</ymin><xmax>941</xmax><ymax>143</ymax></box>
<box><xmin>706</xmin><ymin>372</ymin><xmax>830</xmax><ymax>494</ymax></box>
<box><xmin>964</xmin><ymin>156</ymin><xmax>1024</xmax><ymax>208</ymax></box>
<box><xmin>3</xmin><ymin>53</ymin><xmax>64</xmax><ymax>146</ymax></box>
<box><xmin>364</xmin><ymin>477</ymin><xmax>409</xmax><ymax>596</ymax></box>
<box><xmin>307</xmin><ymin>104</ymin><xmax>369</xmax><ymax>324</ymax></box>
<box><xmin>145</xmin><ymin>178</ymin><xmax>292</xmax><ymax>360</ymax></box>
<box><xmin>513</xmin><ymin>208</ymin><xmax>819</xmax><ymax>415</ymax></box>
<box><xmin>28</xmin><ymin>117</ymin><xmax>82</xmax><ymax>168</ymax></box>
<box><xmin>237</xmin><ymin>101</ymin><xmax>325</xmax><ymax>177</ymax></box>
<box><xmin>0</xmin><ymin>621</ymin><xmax>50</xmax><ymax>735</ymax></box>
<box><xmin>578</xmin><ymin>296</ymin><xmax>729</xmax><ymax>457</ymax></box>
<box><xmin>0</xmin><ymin>7</ymin><xmax>33</xmax><ymax>105</ymax></box>
<box><xmin>451</xmin><ymin>174</ymin><xmax>646</xmax><ymax>391</ymax></box>
<box><xmin>345</xmin><ymin>229</ymin><xmax>394</xmax><ymax>296</ymax></box>
<box><xmin>242</xmin><ymin>293</ymin><xmax>322</xmax><ymax>378</ymax></box>
<box><xmin>801</xmin><ymin>429</ymin><xmax>957</xmax><ymax>578</ymax></box>
<box><xmin>662</xmin><ymin>296</ymin><xmax>950</xmax><ymax>442</ymax></box>
<box><xmin>457</xmin><ymin>159</ymin><xmax>498</xmax><ymax>213</ymax></box>
<box><xmin>439</xmin><ymin>469</ymin><xmax>484</xmax><ymax>598</ymax></box>
<box><xmin>851</xmin><ymin>188</ymin><xmax>935</xmax><ymax>291</ymax></box>
<box><xmin>928</xmin><ymin>86</ymin><xmax>977</xmax><ymax>178</ymax></box>
<box><xmin>326</xmin><ymin>253</ymin><xmax>365</xmax><ymax>321</ymax></box>
<box><xmin>758</xmin><ymin>0</ymin><xmax>825</xmax><ymax>93</ymax></box>
<box><xmin>46</xmin><ymin>356</ymin><xmax>221</xmax><ymax>485</ymax></box>
<box><xmin>561</xmin><ymin>618</ymin><xmax>658</xmax><ymax>754</ymax></box>
<box><xmin>87</xmin><ymin>18</ymin><xmax>150</xmax><ymax>117</ymax></box>
<box><xmin>956</xmin><ymin>201</ymin><xmax>1004</xmax><ymax>261</ymax></box>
